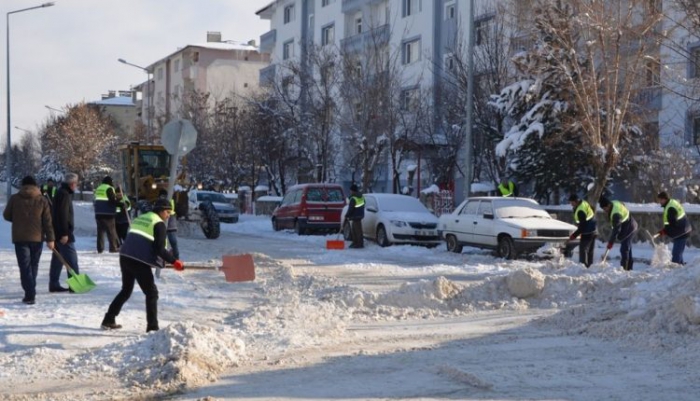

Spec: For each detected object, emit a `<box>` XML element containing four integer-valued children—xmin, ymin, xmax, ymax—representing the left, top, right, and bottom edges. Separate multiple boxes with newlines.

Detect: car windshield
<box><xmin>494</xmin><ymin>200</ymin><xmax>551</xmax><ymax>219</ymax></box>
<box><xmin>198</xmin><ymin>192</ymin><xmax>229</xmax><ymax>203</ymax></box>
<box><xmin>379</xmin><ymin>197</ymin><xmax>428</xmax><ymax>213</ymax></box>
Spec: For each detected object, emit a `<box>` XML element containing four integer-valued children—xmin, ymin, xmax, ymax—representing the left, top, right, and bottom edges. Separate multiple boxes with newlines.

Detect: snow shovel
<box><xmin>600</xmin><ymin>248</ymin><xmax>611</xmax><ymax>264</ymax></box>
<box><xmin>219</xmin><ymin>254</ymin><xmax>255</xmax><ymax>282</ymax></box>
<box><xmin>52</xmin><ymin>248</ymin><xmax>96</xmax><ymax>294</ymax></box>
<box><xmin>326</xmin><ymin>225</ymin><xmax>345</xmax><ymax>250</ymax></box>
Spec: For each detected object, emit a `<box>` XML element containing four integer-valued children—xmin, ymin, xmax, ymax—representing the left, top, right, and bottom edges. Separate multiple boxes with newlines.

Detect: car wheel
<box><xmin>497</xmin><ymin>236</ymin><xmax>517</xmax><ymax>259</ymax></box>
<box><xmin>342</xmin><ymin>221</ymin><xmax>352</xmax><ymax>240</ymax></box>
<box><xmin>272</xmin><ymin>218</ymin><xmax>281</xmax><ymax>231</ymax></box>
<box><xmin>376</xmin><ymin>225</ymin><xmax>391</xmax><ymax>247</ymax></box>
<box><xmin>446</xmin><ymin>235</ymin><xmax>463</xmax><ymax>253</ymax></box>
<box><xmin>295</xmin><ymin>220</ymin><xmax>306</xmax><ymax>235</ymax></box>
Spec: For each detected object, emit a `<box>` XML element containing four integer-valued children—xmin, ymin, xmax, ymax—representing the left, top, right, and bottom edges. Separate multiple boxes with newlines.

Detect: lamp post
<box><xmin>45</xmin><ymin>105</ymin><xmax>64</xmax><ymax>114</ymax></box>
<box><xmin>118</xmin><ymin>58</ymin><xmax>152</xmax><ymax>143</ymax></box>
<box><xmin>463</xmin><ymin>0</ymin><xmax>475</xmax><ymax>200</ymax></box>
<box><xmin>5</xmin><ymin>2</ymin><xmax>55</xmax><ymax>197</ymax></box>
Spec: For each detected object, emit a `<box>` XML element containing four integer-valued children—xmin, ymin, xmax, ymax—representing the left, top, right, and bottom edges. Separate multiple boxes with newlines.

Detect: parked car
<box><xmin>438</xmin><ymin>197</ymin><xmax>577</xmax><ymax>259</ymax></box>
<box><xmin>341</xmin><ymin>193</ymin><xmax>441</xmax><ymax>247</ymax></box>
<box><xmin>271</xmin><ymin>183</ymin><xmax>346</xmax><ymax>235</ymax></box>
<box><xmin>188</xmin><ymin>189</ymin><xmax>240</xmax><ymax>223</ymax></box>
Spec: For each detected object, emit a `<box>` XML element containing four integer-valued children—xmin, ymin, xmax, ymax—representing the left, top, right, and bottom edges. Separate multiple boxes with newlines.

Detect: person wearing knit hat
<box><xmin>568</xmin><ymin>194</ymin><xmax>597</xmax><ymax>267</ymax></box>
<box><xmin>3</xmin><ymin>175</ymin><xmax>55</xmax><ymax>304</ymax></box>
<box><xmin>599</xmin><ymin>196</ymin><xmax>638</xmax><ymax>271</ymax></box>
<box><xmin>656</xmin><ymin>191</ymin><xmax>692</xmax><ymax>265</ymax></box>
<box><xmin>94</xmin><ymin>175</ymin><xmax>120</xmax><ymax>253</ymax></box>
<box><xmin>102</xmin><ymin>196</ymin><xmax>182</xmax><ymax>332</ymax></box>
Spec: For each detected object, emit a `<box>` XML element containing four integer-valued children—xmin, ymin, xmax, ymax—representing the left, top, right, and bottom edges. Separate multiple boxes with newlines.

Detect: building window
<box><xmin>402</xmin><ymin>38</ymin><xmax>421</xmax><ymax>65</ymax></box>
<box><xmin>282</xmin><ymin>76</ymin><xmax>294</xmax><ymax>97</ymax></box>
<box><xmin>402</xmin><ymin>0</ymin><xmax>421</xmax><ymax>17</ymax></box>
<box><xmin>157</xmin><ymin>67</ymin><xmax>164</xmax><ymax>80</ymax></box>
<box><xmin>693</xmin><ymin>116</ymin><xmax>700</xmax><ymax>146</ymax></box>
<box><xmin>322</xmin><ymin>24</ymin><xmax>335</xmax><ymax>46</ymax></box>
<box><xmin>284</xmin><ymin>4</ymin><xmax>295</xmax><ymax>24</ymax></box>
<box><xmin>645</xmin><ymin>59</ymin><xmax>661</xmax><ymax>86</ymax></box>
<box><xmin>444</xmin><ymin>54</ymin><xmax>456</xmax><ymax>72</ymax></box>
<box><xmin>401</xmin><ymin>88</ymin><xmax>419</xmax><ymax>110</ymax></box>
<box><xmin>690</xmin><ymin>46</ymin><xmax>700</xmax><ymax>79</ymax></box>
<box><xmin>283</xmin><ymin>40</ymin><xmax>294</xmax><ymax>60</ymax></box>
<box><xmin>356</xmin><ymin>17</ymin><xmax>363</xmax><ymax>34</ymax></box>
<box><xmin>322</xmin><ymin>0</ymin><xmax>332</xmax><ymax>6</ymax></box>
<box><xmin>174</xmin><ymin>59</ymin><xmax>180</xmax><ymax>72</ymax></box>
<box><xmin>475</xmin><ymin>18</ymin><xmax>491</xmax><ymax>46</ymax></box>
<box><xmin>173</xmin><ymin>85</ymin><xmax>181</xmax><ymax>99</ymax></box>
<box><xmin>193</xmin><ymin>52</ymin><xmax>199</xmax><ymax>63</ymax></box>
<box><xmin>445</xmin><ymin>1</ymin><xmax>456</xmax><ymax>19</ymax></box>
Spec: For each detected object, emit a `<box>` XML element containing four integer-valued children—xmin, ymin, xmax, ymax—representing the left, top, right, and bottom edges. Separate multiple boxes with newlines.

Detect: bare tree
<box><xmin>532</xmin><ymin>0</ymin><xmax>664</xmax><ymax>203</ymax></box>
<box><xmin>42</xmin><ymin>102</ymin><xmax>117</xmax><ymax>182</ymax></box>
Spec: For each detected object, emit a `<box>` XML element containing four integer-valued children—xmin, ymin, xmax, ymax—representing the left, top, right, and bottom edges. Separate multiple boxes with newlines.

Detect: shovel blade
<box><xmin>326</xmin><ymin>240</ymin><xmax>345</xmax><ymax>250</ymax></box>
<box><xmin>220</xmin><ymin>254</ymin><xmax>255</xmax><ymax>282</ymax></box>
<box><xmin>67</xmin><ymin>273</ymin><xmax>97</xmax><ymax>294</ymax></box>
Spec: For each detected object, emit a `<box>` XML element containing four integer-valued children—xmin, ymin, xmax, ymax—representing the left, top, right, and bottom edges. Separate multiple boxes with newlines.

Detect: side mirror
<box><xmin>483</xmin><ymin>213</ymin><xmax>494</xmax><ymax>220</ymax></box>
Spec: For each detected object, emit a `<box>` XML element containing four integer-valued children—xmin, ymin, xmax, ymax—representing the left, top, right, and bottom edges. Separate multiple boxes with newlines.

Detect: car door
<box><xmin>277</xmin><ymin>190</ymin><xmax>297</xmax><ymax>229</ymax></box>
<box><xmin>472</xmin><ymin>200</ymin><xmax>497</xmax><ymax>247</ymax></box>
<box><xmin>363</xmin><ymin>195</ymin><xmax>379</xmax><ymax>239</ymax></box>
<box><xmin>448</xmin><ymin>200</ymin><xmax>480</xmax><ymax>244</ymax></box>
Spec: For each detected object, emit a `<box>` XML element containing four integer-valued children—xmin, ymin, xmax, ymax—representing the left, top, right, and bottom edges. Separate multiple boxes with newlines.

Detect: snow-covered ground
<box><xmin>1</xmin><ymin>190</ymin><xmax>699</xmax><ymax>400</ymax></box>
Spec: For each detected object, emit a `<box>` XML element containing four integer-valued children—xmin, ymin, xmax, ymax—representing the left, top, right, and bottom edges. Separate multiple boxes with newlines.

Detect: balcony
<box><xmin>342</xmin><ymin>0</ymin><xmax>384</xmax><ymax>14</ymax></box>
<box><xmin>340</xmin><ymin>24</ymin><xmax>389</xmax><ymax>53</ymax></box>
<box><xmin>260</xmin><ymin>29</ymin><xmax>277</xmax><ymax>54</ymax></box>
<box><xmin>259</xmin><ymin>64</ymin><xmax>277</xmax><ymax>86</ymax></box>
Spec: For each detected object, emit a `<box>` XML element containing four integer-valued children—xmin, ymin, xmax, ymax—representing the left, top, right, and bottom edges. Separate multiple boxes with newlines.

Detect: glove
<box><xmin>173</xmin><ymin>260</ymin><xmax>184</xmax><ymax>271</ymax></box>
<box><xmin>569</xmin><ymin>234</ymin><xmax>576</xmax><ymax>241</ymax></box>
<box><xmin>657</xmin><ymin>229</ymin><xmax>666</xmax><ymax>237</ymax></box>
<box><xmin>606</xmin><ymin>242</ymin><xmax>614</xmax><ymax>250</ymax></box>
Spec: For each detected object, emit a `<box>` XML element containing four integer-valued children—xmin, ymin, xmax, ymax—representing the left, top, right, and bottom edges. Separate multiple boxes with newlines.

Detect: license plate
<box><xmin>309</xmin><ymin>215</ymin><xmax>324</xmax><ymax>221</ymax></box>
<box><xmin>415</xmin><ymin>230</ymin><xmax>435</xmax><ymax>236</ymax></box>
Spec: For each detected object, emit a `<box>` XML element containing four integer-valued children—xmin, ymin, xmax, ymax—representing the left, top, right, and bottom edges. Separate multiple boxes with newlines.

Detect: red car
<box><xmin>271</xmin><ymin>183</ymin><xmax>346</xmax><ymax>235</ymax></box>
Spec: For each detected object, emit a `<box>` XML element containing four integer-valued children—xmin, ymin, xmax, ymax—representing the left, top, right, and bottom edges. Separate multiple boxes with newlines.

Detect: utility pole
<box><xmin>463</xmin><ymin>0</ymin><xmax>475</xmax><ymax>200</ymax></box>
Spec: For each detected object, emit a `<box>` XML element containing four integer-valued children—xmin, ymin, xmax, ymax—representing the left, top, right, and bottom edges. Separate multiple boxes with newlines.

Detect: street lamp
<box><xmin>5</xmin><ymin>2</ymin><xmax>55</xmax><ymax>197</ymax></box>
<box><xmin>14</xmin><ymin>126</ymin><xmax>31</xmax><ymax>134</ymax></box>
<box><xmin>45</xmin><ymin>105</ymin><xmax>64</xmax><ymax>114</ymax></box>
<box><xmin>118</xmin><ymin>58</ymin><xmax>152</xmax><ymax>143</ymax></box>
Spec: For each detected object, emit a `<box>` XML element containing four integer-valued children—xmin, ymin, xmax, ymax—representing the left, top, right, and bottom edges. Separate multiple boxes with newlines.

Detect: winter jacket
<box><xmin>346</xmin><ymin>193</ymin><xmax>365</xmax><ymax>221</ymax></box>
<box><xmin>571</xmin><ymin>200</ymin><xmax>597</xmax><ymax>237</ymax></box>
<box><xmin>120</xmin><ymin>212</ymin><xmax>176</xmax><ymax>267</ymax></box>
<box><xmin>52</xmin><ymin>182</ymin><xmax>76</xmax><ymax>243</ymax></box>
<box><xmin>607</xmin><ymin>201</ymin><xmax>638</xmax><ymax>243</ymax></box>
<box><xmin>3</xmin><ymin>185</ymin><xmax>55</xmax><ymax>243</ymax></box>
<box><xmin>662</xmin><ymin>200</ymin><xmax>692</xmax><ymax>239</ymax></box>
<box><xmin>94</xmin><ymin>183</ymin><xmax>118</xmax><ymax>216</ymax></box>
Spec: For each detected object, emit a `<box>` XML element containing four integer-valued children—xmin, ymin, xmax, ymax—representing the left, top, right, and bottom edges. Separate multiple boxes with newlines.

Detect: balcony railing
<box><xmin>260</xmin><ymin>29</ymin><xmax>277</xmax><ymax>54</ymax></box>
<box><xmin>259</xmin><ymin>64</ymin><xmax>277</xmax><ymax>86</ymax></box>
<box><xmin>340</xmin><ymin>24</ymin><xmax>389</xmax><ymax>53</ymax></box>
<box><xmin>342</xmin><ymin>0</ymin><xmax>385</xmax><ymax>14</ymax></box>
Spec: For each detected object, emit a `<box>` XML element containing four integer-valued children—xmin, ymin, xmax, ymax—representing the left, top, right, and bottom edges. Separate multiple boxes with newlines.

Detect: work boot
<box><xmin>101</xmin><ymin>315</ymin><xmax>122</xmax><ymax>330</ymax></box>
<box><xmin>146</xmin><ymin>326</ymin><xmax>159</xmax><ymax>333</ymax></box>
<box><xmin>49</xmin><ymin>286</ymin><xmax>69</xmax><ymax>293</ymax></box>
<box><xmin>22</xmin><ymin>297</ymin><xmax>35</xmax><ymax>305</ymax></box>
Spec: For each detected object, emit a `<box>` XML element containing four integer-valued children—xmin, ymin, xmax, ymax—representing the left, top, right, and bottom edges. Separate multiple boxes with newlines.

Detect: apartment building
<box><xmin>131</xmin><ymin>32</ymin><xmax>270</xmax><ymax>144</ymax></box>
<box><xmin>256</xmin><ymin>0</ymin><xmax>700</xmax><ymax>200</ymax></box>
<box><xmin>91</xmin><ymin>90</ymin><xmax>136</xmax><ymax>142</ymax></box>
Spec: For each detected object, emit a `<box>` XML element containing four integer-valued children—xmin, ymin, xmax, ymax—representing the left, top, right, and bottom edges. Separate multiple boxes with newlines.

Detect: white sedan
<box><xmin>341</xmin><ymin>193</ymin><xmax>441</xmax><ymax>247</ymax></box>
<box><xmin>438</xmin><ymin>197</ymin><xmax>577</xmax><ymax>259</ymax></box>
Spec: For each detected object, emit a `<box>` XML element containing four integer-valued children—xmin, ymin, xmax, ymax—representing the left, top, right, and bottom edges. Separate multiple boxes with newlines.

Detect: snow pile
<box><xmin>71</xmin><ymin>322</ymin><xmax>245</xmax><ymax>391</ymax></box>
<box><xmin>506</xmin><ymin>267</ymin><xmax>545</xmax><ymax>298</ymax></box>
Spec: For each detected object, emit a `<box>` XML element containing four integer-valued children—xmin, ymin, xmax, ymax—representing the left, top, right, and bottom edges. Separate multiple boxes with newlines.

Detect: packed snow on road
<box><xmin>1</xmin><ymin>197</ymin><xmax>699</xmax><ymax>400</ymax></box>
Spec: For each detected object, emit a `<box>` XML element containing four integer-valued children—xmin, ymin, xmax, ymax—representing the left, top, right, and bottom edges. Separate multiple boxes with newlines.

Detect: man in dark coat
<box><xmin>115</xmin><ymin>186</ymin><xmax>131</xmax><ymax>245</ymax></box>
<box><xmin>599</xmin><ymin>197</ymin><xmax>638</xmax><ymax>271</ymax></box>
<box><xmin>568</xmin><ymin>194</ymin><xmax>597</xmax><ymax>267</ymax></box>
<box><xmin>3</xmin><ymin>175</ymin><xmax>55</xmax><ymax>304</ymax></box>
<box><xmin>101</xmin><ymin>199</ymin><xmax>183</xmax><ymax>332</ymax></box>
<box><xmin>346</xmin><ymin>184</ymin><xmax>365</xmax><ymax>249</ymax></box>
<box><xmin>656</xmin><ymin>191</ymin><xmax>692</xmax><ymax>264</ymax></box>
<box><xmin>49</xmin><ymin>173</ymin><xmax>81</xmax><ymax>292</ymax></box>
<box><xmin>93</xmin><ymin>176</ymin><xmax>120</xmax><ymax>253</ymax></box>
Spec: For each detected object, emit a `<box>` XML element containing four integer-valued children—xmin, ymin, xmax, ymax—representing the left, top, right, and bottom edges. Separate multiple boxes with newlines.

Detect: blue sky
<box><xmin>0</xmin><ymin>0</ymin><xmax>269</xmax><ymax>145</ymax></box>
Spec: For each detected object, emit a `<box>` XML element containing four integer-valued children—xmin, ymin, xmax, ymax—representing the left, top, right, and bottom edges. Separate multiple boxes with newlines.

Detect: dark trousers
<box><xmin>116</xmin><ymin>222</ymin><xmax>129</xmax><ymax>245</ymax></box>
<box><xmin>105</xmin><ymin>256</ymin><xmax>159</xmax><ymax>330</ymax></box>
<box><xmin>620</xmin><ymin>236</ymin><xmax>633</xmax><ymax>271</ymax></box>
<box><xmin>578</xmin><ymin>234</ymin><xmax>596</xmax><ymax>267</ymax></box>
<box><xmin>14</xmin><ymin>242</ymin><xmax>43</xmax><ymax>300</ymax></box>
<box><xmin>351</xmin><ymin>219</ymin><xmax>364</xmax><ymax>247</ymax></box>
<box><xmin>671</xmin><ymin>236</ymin><xmax>688</xmax><ymax>264</ymax></box>
<box><xmin>49</xmin><ymin>241</ymin><xmax>79</xmax><ymax>290</ymax></box>
<box><xmin>167</xmin><ymin>230</ymin><xmax>179</xmax><ymax>259</ymax></box>
<box><xmin>96</xmin><ymin>216</ymin><xmax>119</xmax><ymax>253</ymax></box>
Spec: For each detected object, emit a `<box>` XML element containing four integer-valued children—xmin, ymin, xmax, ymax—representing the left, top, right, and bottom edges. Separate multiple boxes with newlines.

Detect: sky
<box><xmin>0</xmin><ymin>0</ymin><xmax>270</xmax><ymax>145</ymax></box>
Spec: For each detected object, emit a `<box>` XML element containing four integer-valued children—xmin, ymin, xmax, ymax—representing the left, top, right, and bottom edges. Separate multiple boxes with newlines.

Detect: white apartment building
<box><xmin>131</xmin><ymin>32</ymin><xmax>270</xmax><ymax>144</ymax></box>
<box><xmin>256</xmin><ymin>0</ymin><xmax>700</xmax><ymax>200</ymax></box>
<box><xmin>91</xmin><ymin>90</ymin><xmax>137</xmax><ymax>142</ymax></box>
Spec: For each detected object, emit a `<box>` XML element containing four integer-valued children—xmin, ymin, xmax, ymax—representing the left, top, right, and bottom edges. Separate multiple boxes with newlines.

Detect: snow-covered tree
<box><xmin>41</xmin><ymin>102</ymin><xmax>117</xmax><ymax>183</ymax></box>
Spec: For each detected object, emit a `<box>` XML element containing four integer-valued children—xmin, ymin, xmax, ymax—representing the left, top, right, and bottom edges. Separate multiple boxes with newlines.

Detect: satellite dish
<box><xmin>161</xmin><ymin>119</ymin><xmax>197</xmax><ymax>156</ymax></box>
